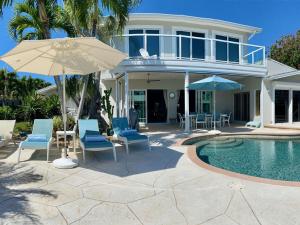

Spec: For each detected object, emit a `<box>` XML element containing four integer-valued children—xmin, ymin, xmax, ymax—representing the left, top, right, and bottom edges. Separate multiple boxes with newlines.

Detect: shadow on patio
<box><xmin>0</xmin><ymin>162</ymin><xmax>57</xmax><ymax>224</ymax></box>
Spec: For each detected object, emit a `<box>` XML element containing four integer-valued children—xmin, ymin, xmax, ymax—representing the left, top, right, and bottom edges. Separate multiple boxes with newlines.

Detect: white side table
<box><xmin>56</xmin><ymin>130</ymin><xmax>76</xmax><ymax>153</ymax></box>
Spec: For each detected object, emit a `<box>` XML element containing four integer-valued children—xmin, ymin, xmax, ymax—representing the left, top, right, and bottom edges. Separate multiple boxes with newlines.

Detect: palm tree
<box><xmin>9</xmin><ymin>0</ymin><xmax>75</xmax><ymax>41</ymax></box>
<box><xmin>64</xmin><ymin>0</ymin><xmax>140</xmax><ymax>123</ymax></box>
<box><xmin>0</xmin><ymin>69</ymin><xmax>18</xmax><ymax>105</ymax></box>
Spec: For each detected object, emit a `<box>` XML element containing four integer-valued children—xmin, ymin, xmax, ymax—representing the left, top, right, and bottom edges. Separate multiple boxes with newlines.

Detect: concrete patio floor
<box><xmin>1</xmin><ymin>125</ymin><xmax>300</xmax><ymax>225</ymax></box>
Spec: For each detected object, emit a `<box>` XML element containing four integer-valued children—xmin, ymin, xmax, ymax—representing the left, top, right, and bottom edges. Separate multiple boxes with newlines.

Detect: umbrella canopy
<box><xmin>188</xmin><ymin>75</ymin><xmax>242</xmax><ymax>133</ymax></box>
<box><xmin>1</xmin><ymin>37</ymin><xmax>127</xmax><ymax>168</ymax></box>
<box><xmin>188</xmin><ymin>75</ymin><xmax>242</xmax><ymax>91</ymax></box>
<box><xmin>0</xmin><ymin>37</ymin><xmax>127</xmax><ymax>76</ymax></box>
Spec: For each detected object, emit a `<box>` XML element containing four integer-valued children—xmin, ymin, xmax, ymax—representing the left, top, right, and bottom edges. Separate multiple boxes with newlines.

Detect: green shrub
<box><xmin>44</xmin><ymin>95</ymin><xmax>61</xmax><ymax>118</ymax></box>
<box><xmin>0</xmin><ymin>106</ymin><xmax>15</xmax><ymax>120</ymax></box>
<box><xmin>53</xmin><ymin>115</ymin><xmax>75</xmax><ymax>133</ymax></box>
<box><xmin>14</xmin><ymin>122</ymin><xmax>32</xmax><ymax>135</ymax></box>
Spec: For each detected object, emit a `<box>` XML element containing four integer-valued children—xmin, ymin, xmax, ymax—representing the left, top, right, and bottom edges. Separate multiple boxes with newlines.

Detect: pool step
<box><xmin>204</xmin><ymin>139</ymin><xmax>244</xmax><ymax>149</ymax></box>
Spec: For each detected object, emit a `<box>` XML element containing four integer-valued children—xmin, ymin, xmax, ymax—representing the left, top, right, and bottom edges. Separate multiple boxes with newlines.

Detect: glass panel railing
<box><xmin>111</xmin><ymin>34</ymin><xmax>266</xmax><ymax>66</ymax></box>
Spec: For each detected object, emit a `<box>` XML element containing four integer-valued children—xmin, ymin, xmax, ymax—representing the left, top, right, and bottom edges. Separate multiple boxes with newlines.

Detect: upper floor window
<box><xmin>176</xmin><ymin>31</ymin><xmax>205</xmax><ymax>60</ymax></box>
<box><xmin>215</xmin><ymin>35</ymin><xmax>239</xmax><ymax>63</ymax></box>
<box><xmin>128</xmin><ymin>29</ymin><xmax>160</xmax><ymax>58</ymax></box>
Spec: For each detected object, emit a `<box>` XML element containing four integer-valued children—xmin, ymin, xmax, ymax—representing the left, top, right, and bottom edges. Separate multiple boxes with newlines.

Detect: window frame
<box><xmin>212</xmin><ymin>31</ymin><xmax>243</xmax><ymax>63</ymax></box>
<box><xmin>172</xmin><ymin>26</ymin><xmax>208</xmax><ymax>60</ymax></box>
<box><xmin>125</xmin><ymin>25</ymin><xmax>163</xmax><ymax>58</ymax></box>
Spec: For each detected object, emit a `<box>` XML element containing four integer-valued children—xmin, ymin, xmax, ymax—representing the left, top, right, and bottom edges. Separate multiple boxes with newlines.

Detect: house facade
<box><xmin>39</xmin><ymin>13</ymin><xmax>300</xmax><ymax>130</ymax></box>
<box><xmin>101</xmin><ymin>13</ymin><xmax>270</xmax><ymax>129</ymax></box>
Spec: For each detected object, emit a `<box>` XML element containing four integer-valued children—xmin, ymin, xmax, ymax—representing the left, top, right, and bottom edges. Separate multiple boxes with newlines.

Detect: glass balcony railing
<box><xmin>111</xmin><ymin>33</ymin><xmax>266</xmax><ymax>67</ymax></box>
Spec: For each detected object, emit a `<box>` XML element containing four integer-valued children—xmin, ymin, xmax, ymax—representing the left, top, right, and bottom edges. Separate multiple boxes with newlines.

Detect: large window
<box><xmin>128</xmin><ymin>29</ymin><xmax>160</xmax><ymax>58</ymax></box>
<box><xmin>216</xmin><ymin>35</ymin><xmax>239</xmax><ymax>63</ymax></box>
<box><xmin>293</xmin><ymin>91</ymin><xmax>300</xmax><ymax>122</ymax></box>
<box><xmin>176</xmin><ymin>31</ymin><xmax>205</xmax><ymax>60</ymax></box>
<box><xmin>275</xmin><ymin>90</ymin><xmax>289</xmax><ymax>123</ymax></box>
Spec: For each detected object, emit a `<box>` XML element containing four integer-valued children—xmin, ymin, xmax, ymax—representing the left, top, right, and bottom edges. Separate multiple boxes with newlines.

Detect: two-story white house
<box><xmin>39</xmin><ymin>13</ymin><xmax>300</xmax><ymax>130</ymax></box>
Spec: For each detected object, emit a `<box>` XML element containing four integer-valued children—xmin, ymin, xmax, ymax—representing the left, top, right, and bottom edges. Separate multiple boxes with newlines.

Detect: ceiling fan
<box><xmin>146</xmin><ymin>73</ymin><xmax>160</xmax><ymax>84</ymax></box>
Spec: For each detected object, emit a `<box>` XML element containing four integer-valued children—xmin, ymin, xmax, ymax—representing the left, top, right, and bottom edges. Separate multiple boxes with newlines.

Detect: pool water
<box><xmin>197</xmin><ymin>137</ymin><xmax>300</xmax><ymax>182</ymax></box>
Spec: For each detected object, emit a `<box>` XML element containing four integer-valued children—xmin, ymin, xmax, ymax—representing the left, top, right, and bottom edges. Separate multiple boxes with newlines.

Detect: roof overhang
<box><xmin>128</xmin><ymin>13</ymin><xmax>262</xmax><ymax>34</ymax></box>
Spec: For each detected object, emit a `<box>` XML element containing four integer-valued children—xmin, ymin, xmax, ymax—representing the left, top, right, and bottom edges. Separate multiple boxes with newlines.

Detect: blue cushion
<box><xmin>120</xmin><ymin>129</ymin><xmax>138</xmax><ymax>137</ymax></box>
<box><xmin>27</xmin><ymin>134</ymin><xmax>47</xmax><ymax>142</ymax></box>
<box><xmin>20</xmin><ymin>140</ymin><xmax>49</xmax><ymax>149</ymax></box>
<box><xmin>85</xmin><ymin>135</ymin><xmax>106</xmax><ymax>142</ymax></box>
<box><xmin>125</xmin><ymin>134</ymin><xmax>148</xmax><ymax>142</ymax></box>
<box><xmin>83</xmin><ymin>140</ymin><xmax>113</xmax><ymax>149</ymax></box>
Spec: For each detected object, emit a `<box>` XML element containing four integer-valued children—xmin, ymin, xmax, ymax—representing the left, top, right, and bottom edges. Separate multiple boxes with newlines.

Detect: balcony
<box><xmin>111</xmin><ymin>33</ymin><xmax>266</xmax><ymax>75</ymax></box>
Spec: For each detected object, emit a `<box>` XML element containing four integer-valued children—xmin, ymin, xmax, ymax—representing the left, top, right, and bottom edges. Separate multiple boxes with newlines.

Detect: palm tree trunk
<box><xmin>73</xmin><ymin>76</ymin><xmax>88</xmax><ymax>131</ymax></box>
<box><xmin>37</xmin><ymin>0</ymin><xmax>64</xmax><ymax>114</ymax></box>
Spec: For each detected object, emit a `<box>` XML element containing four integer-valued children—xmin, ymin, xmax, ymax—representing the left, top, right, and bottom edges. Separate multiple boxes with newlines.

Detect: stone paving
<box><xmin>1</xmin><ymin>125</ymin><xmax>300</xmax><ymax>225</ymax></box>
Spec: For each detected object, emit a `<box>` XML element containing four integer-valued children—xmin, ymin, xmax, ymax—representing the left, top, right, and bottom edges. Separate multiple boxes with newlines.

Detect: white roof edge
<box><xmin>128</xmin><ymin>13</ymin><xmax>262</xmax><ymax>34</ymax></box>
<box><xmin>266</xmin><ymin>58</ymin><xmax>300</xmax><ymax>80</ymax></box>
<box><xmin>36</xmin><ymin>84</ymin><xmax>57</xmax><ymax>94</ymax></box>
<box><xmin>267</xmin><ymin>58</ymin><xmax>297</xmax><ymax>71</ymax></box>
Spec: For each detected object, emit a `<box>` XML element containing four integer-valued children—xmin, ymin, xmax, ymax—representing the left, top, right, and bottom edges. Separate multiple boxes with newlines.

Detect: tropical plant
<box><xmin>53</xmin><ymin>115</ymin><xmax>75</xmax><ymax>133</ymax></box>
<box><xmin>0</xmin><ymin>69</ymin><xmax>18</xmax><ymax>103</ymax></box>
<box><xmin>270</xmin><ymin>30</ymin><xmax>300</xmax><ymax>69</ymax></box>
<box><xmin>44</xmin><ymin>95</ymin><xmax>61</xmax><ymax>118</ymax></box>
<box><xmin>9</xmin><ymin>0</ymin><xmax>75</xmax><ymax>41</ymax></box>
<box><xmin>0</xmin><ymin>106</ymin><xmax>15</xmax><ymax>119</ymax></box>
<box><xmin>17</xmin><ymin>93</ymin><xmax>46</xmax><ymax>122</ymax></box>
<box><xmin>101</xmin><ymin>88</ymin><xmax>114</xmax><ymax>127</ymax></box>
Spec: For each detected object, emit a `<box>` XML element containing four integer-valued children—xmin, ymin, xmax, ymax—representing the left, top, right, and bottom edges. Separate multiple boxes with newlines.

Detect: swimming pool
<box><xmin>196</xmin><ymin>137</ymin><xmax>300</xmax><ymax>182</ymax></box>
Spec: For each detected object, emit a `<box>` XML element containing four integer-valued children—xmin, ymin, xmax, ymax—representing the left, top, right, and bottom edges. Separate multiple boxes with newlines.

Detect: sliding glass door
<box><xmin>293</xmin><ymin>91</ymin><xmax>300</xmax><ymax>122</ymax></box>
<box><xmin>129</xmin><ymin>90</ymin><xmax>147</xmax><ymax>124</ymax></box>
<box><xmin>234</xmin><ymin>92</ymin><xmax>250</xmax><ymax>121</ymax></box>
<box><xmin>275</xmin><ymin>90</ymin><xmax>289</xmax><ymax>123</ymax></box>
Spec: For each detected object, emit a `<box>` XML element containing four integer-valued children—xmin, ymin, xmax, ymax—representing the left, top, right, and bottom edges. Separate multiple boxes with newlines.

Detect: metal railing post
<box><xmin>179</xmin><ymin>35</ymin><xmax>182</xmax><ymax>59</ymax></box>
<box><xmin>210</xmin><ymin>39</ymin><xmax>214</xmax><ymax>62</ymax></box>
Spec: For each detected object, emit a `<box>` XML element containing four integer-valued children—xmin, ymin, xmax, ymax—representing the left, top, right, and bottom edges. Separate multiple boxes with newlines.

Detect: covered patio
<box><xmin>102</xmin><ymin>71</ymin><xmax>263</xmax><ymax>131</ymax></box>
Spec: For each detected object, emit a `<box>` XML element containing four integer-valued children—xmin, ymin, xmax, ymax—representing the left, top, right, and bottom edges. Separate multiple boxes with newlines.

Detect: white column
<box><xmin>184</xmin><ymin>71</ymin><xmax>190</xmax><ymax>132</ymax></box>
<box><xmin>260</xmin><ymin>80</ymin><xmax>264</xmax><ymax>128</ymax></box>
<box><xmin>115</xmin><ymin>79</ymin><xmax>119</xmax><ymax>117</ymax></box>
<box><xmin>124</xmin><ymin>72</ymin><xmax>129</xmax><ymax>118</ymax></box>
<box><xmin>289</xmin><ymin>89</ymin><xmax>293</xmax><ymax>124</ymax></box>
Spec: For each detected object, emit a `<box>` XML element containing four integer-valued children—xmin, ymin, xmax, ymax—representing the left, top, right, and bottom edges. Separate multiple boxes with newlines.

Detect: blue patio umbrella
<box><xmin>188</xmin><ymin>75</ymin><xmax>242</xmax><ymax>131</ymax></box>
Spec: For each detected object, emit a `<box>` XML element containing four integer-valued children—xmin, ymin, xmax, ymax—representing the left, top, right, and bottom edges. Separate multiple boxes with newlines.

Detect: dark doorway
<box><xmin>147</xmin><ymin>90</ymin><xmax>167</xmax><ymax>123</ymax></box>
<box><xmin>275</xmin><ymin>90</ymin><xmax>289</xmax><ymax>123</ymax></box>
<box><xmin>177</xmin><ymin>90</ymin><xmax>196</xmax><ymax>115</ymax></box>
<box><xmin>234</xmin><ymin>92</ymin><xmax>250</xmax><ymax>121</ymax></box>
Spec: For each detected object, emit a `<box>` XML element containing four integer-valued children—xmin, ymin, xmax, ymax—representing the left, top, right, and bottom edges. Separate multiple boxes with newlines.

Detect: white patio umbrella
<box><xmin>1</xmin><ymin>37</ymin><xmax>127</xmax><ymax>168</ymax></box>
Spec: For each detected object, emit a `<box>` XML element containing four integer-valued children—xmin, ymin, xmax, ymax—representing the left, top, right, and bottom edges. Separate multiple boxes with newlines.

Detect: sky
<box><xmin>0</xmin><ymin>0</ymin><xmax>299</xmax><ymax>83</ymax></box>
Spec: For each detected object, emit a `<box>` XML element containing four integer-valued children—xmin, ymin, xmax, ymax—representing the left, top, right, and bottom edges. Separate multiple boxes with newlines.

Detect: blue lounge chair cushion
<box><xmin>83</xmin><ymin>140</ymin><xmax>113</xmax><ymax>149</ymax></box>
<box><xmin>85</xmin><ymin>135</ymin><xmax>106</xmax><ymax>142</ymax></box>
<box><xmin>120</xmin><ymin>129</ymin><xmax>138</xmax><ymax>137</ymax></box>
<box><xmin>20</xmin><ymin>140</ymin><xmax>49</xmax><ymax>149</ymax></box>
<box><xmin>125</xmin><ymin>134</ymin><xmax>148</xmax><ymax>142</ymax></box>
<box><xmin>27</xmin><ymin>134</ymin><xmax>47</xmax><ymax>142</ymax></box>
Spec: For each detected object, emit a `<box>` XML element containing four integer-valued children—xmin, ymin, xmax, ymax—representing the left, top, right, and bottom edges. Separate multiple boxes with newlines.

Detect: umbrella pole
<box><xmin>63</xmin><ymin>73</ymin><xmax>67</xmax><ymax>158</ymax></box>
<box><xmin>213</xmin><ymin>90</ymin><xmax>216</xmax><ymax>131</ymax></box>
<box><xmin>53</xmin><ymin>72</ymin><xmax>77</xmax><ymax>169</ymax></box>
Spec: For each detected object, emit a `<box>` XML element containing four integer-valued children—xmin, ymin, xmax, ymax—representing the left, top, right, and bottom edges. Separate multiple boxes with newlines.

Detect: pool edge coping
<box><xmin>181</xmin><ymin>133</ymin><xmax>300</xmax><ymax>188</ymax></box>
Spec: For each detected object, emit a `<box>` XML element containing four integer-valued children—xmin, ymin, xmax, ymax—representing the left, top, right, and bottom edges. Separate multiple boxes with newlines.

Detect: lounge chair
<box><xmin>139</xmin><ymin>48</ymin><xmax>158</xmax><ymax>59</ymax></box>
<box><xmin>78</xmin><ymin>119</ymin><xmax>116</xmax><ymax>162</ymax></box>
<box><xmin>0</xmin><ymin>120</ymin><xmax>16</xmax><ymax>148</ymax></box>
<box><xmin>245</xmin><ymin>116</ymin><xmax>261</xmax><ymax>128</ymax></box>
<box><xmin>17</xmin><ymin>119</ymin><xmax>53</xmax><ymax>163</ymax></box>
<box><xmin>112</xmin><ymin>117</ymin><xmax>150</xmax><ymax>154</ymax></box>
